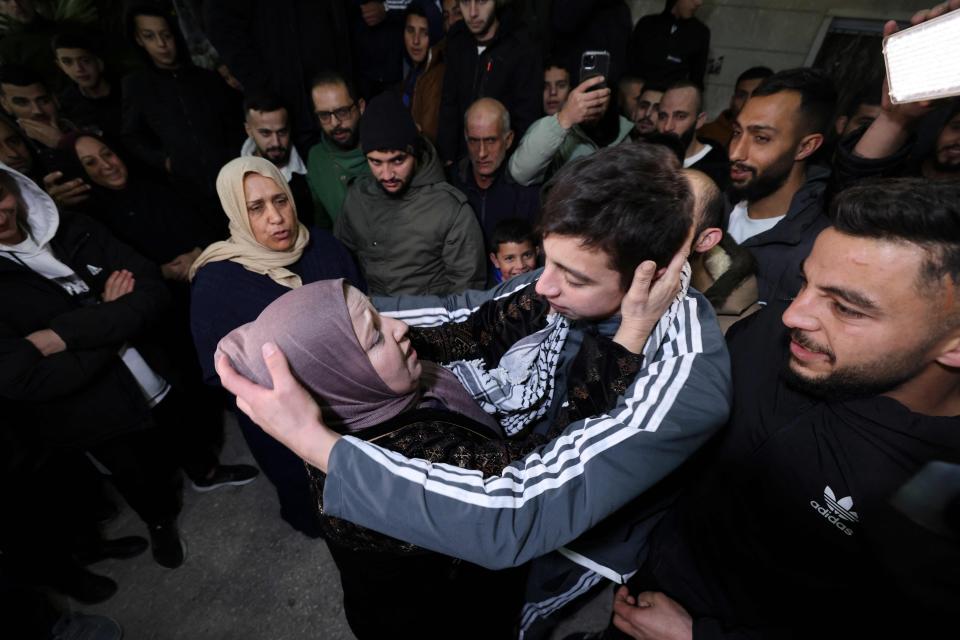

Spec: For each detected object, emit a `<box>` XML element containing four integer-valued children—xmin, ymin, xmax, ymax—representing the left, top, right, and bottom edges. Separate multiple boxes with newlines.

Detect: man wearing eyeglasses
<box><xmin>305</xmin><ymin>72</ymin><xmax>370</xmax><ymax>229</ymax></box>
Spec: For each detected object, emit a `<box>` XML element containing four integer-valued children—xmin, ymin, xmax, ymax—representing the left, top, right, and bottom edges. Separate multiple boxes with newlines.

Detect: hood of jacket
<box><xmin>0</xmin><ymin>163</ymin><xmax>60</xmax><ymax>257</ymax></box>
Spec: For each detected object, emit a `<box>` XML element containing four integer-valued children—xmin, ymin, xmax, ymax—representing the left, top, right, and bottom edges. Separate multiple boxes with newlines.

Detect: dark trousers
<box><xmin>326</xmin><ymin>540</ymin><xmax>527</xmax><ymax>640</ymax></box>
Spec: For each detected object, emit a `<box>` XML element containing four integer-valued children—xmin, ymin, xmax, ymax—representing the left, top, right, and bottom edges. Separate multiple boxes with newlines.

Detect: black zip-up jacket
<box><xmin>121</xmin><ymin>65</ymin><xmax>243</xmax><ymax>197</ymax></box>
<box><xmin>0</xmin><ymin>212</ymin><xmax>173</xmax><ymax>447</ymax></box>
<box><xmin>724</xmin><ymin>166</ymin><xmax>831</xmax><ymax>305</ymax></box>
<box><xmin>437</xmin><ymin>12</ymin><xmax>542</xmax><ymax>164</ymax></box>
<box><xmin>630</xmin><ymin>303</ymin><xmax>960</xmax><ymax>638</ymax></box>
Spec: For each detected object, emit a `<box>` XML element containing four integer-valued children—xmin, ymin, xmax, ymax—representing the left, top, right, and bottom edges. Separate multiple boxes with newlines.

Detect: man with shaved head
<box><xmin>451</xmin><ymin>97</ymin><xmax>540</xmax><ymax>245</ymax></box>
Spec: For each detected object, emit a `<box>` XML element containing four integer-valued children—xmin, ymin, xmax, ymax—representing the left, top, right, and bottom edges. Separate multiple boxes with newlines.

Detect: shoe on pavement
<box><xmin>189</xmin><ymin>464</ymin><xmax>259</xmax><ymax>492</ymax></box>
<box><xmin>148</xmin><ymin>522</ymin><xmax>186</xmax><ymax>569</ymax></box>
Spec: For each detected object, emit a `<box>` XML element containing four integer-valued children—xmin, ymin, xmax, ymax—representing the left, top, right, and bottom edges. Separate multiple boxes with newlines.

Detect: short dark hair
<box><xmin>538</xmin><ymin>143</ymin><xmax>693</xmax><ymax>290</ymax></box>
<box><xmin>642</xmin><ymin>132</ymin><xmax>686</xmax><ymax>163</ymax></box>
<box><xmin>491</xmin><ymin>218</ymin><xmax>537</xmax><ymax>253</ymax></box>
<box><xmin>752</xmin><ymin>67</ymin><xmax>838</xmax><ymax>136</ymax></box>
<box><xmin>664</xmin><ymin>79</ymin><xmax>703</xmax><ymax>114</ymax></box>
<box><xmin>736</xmin><ymin>66</ymin><xmax>774</xmax><ymax>86</ymax></box>
<box><xmin>243</xmin><ymin>93</ymin><xmax>288</xmax><ymax>117</ymax></box>
<box><xmin>311</xmin><ymin>71</ymin><xmax>359</xmax><ymax>104</ymax></box>
<box><xmin>124</xmin><ymin>1</ymin><xmax>189</xmax><ymax>67</ymax></box>
<box><xmin>831</xmin><ymin>178</ymin><xmax>960</xmax><ymax>289</ymax></box>
<box><xmin>404</xmin><ymin>2</ymin><xmax>428</xmax><ymax>22</ymax></box>
<box><xmin>0</xmin><ymin>65</ymin><xmax>46</xmax><ymax>91</ymax></box>
<box><xmin>543</xmin><ymin>58</ymin><xmax>568</xmax><ymax>76</ymax></box>
<box><xmin>51</xmin><ymin>32</ymin><xmax>100</xmax><ymax>57</ymax></box>
<box><xmin>843</xmin><ymin>81</ymin><xmax>883</xmax><ymax>118</ymax></box>
<box><xmin>694</xmin><ymin>173</ymin><xmax>725</xmax><ymax>233</ymax></box>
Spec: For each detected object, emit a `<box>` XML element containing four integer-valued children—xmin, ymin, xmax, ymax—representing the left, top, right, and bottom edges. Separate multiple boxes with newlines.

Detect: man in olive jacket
<box><xmin>335</xmin><ymin>92</ymin><xmax>486</xmax><ymax>296</ymax></box>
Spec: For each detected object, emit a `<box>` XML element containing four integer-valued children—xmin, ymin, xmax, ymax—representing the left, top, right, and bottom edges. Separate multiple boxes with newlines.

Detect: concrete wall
<box><xmin>625</xmin><ymin>0</ymin><xmax>931</xmax><ymax>117</ymax></box>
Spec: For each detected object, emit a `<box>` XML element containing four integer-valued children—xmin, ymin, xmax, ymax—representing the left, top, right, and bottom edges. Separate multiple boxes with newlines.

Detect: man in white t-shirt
<box><xmin>725</xmin><ymin>67</ymin><xmax>836</xmax><ymax>304</ymax></box>
<box><xmin>657</xmin><ymin>80</ymin><xmax>730</xmax><ymax>190</ymax></box>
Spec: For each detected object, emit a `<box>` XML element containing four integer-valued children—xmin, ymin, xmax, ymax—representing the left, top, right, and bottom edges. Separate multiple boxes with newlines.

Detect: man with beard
<box><xmin>657</xmin><ymin>81</ymin><xmax>730</xmax><ymax>190</ymax></box>
<box><xmin>437</xmin><ymin>0</ymin><xmax>541</xmax><ymax>164</ymax></box>
<box><xmin>632</xmin><ymin>84</ymin><xmax>665</xmax><ymax>140</ymax></box>
<box><xmin>240</xmin><ymin>94</ymin><xmax>315</xmax><ymax>227</ymax></box>
<box><xmin>305</xmin><ymin>73</ymin><xmax>370</xmax><ymax>229</ymax></box>
<box><xmin>509</xmin><ymin>75</ymin><xmax>633</xmax><ymax>186</ymax></box>
<box><xmin>726</xmin><ymin>67</ymin><xmax>836</xmax><ymax>305</ymax></box>
<box><xmin>604</xmin><ymin>178</ymin><xmax>960</xmax><ymax>639</ymax></box>
<box><xmin>335</xmin><ymin>92</ymin><xmax>486</xmax><ymax>295</ymax></box>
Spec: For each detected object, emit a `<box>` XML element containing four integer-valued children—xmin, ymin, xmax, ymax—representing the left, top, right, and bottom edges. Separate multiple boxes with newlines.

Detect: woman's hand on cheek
<box><xmin>216</xmin><ymin>342</ymin><xmax>340</xmax><ymax>471</ymax></box>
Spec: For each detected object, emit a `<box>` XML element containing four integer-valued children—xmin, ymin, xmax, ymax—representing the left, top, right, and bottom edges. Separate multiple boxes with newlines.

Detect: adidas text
<box><xmin>809</xmin><ymin>500</ymin><xmax>853</xmax><ymax>536</ymax></box>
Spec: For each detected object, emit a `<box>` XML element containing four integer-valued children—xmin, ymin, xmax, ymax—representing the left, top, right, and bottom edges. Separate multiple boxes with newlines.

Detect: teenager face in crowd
<box><xmin>728</xmin><ymin>91</ymin><xmax>806</xmax><ymax>202</ymax></box>
<box><xmin>134</xmin><ymin>14</ymin><xmax>178</xmax><ymax>70</ymax></box>
<box><xmin>75</xmin><ymin>136</ymin><xmax>129</xmax><ymax>190</ymax></box>
<box><xmin>782</xmin><ymin>227</ymin><xmax>958</xmax><ymax>399</ymax></box>
<box><xmin>366</xmin><ymin>149</ymin><xmax>417</xmax><ymax>195</ymax></box>
<box><xmin>0</xmin><ymin>82</ymin><xmax>58</xmax><ymax>125</ymax></box>
<box><xmin>346</xmin><ymin>284</ymin><xmax>422</xmax><ymax>394</ymax></box>
<box><xmin>442</xmin><ymin>0</ymin><xmax>462</xmax><ymax>32</ymax></box>
<box><xmin>835</xmin><ymin>101</ymin><xmax>881</xmax><ymax>137</ymax></box>
<box><xmin>243</xmin><ymin>172</ymin><xmax>298</xmax><ymax>251</ymax></box>
<box><xmin>404</xmin><ymin>14</ymin><xmax>430</xmax><ymax>65</ymax></box>
<box><xmin>245</xmin><ymin>108</ymin><xmax>292</xmax><ymax>166</ymax></box>
<box><xmin>312</xmin><ymin>82</ymin><xmax>364</xmax><ymax>151</ymax></box>
<box><xmin>0</xmin><ymin>119</ymin><xmax>32</xmax><ymax>174</ymax></box>
<box><xmin>54</xmin><ymin>47</ymin><xmax>104</xmax><ymax>90</ymax></box>
<box><xmin>535</xmin><ymin>234</ymin><xmax>627</xmax><ymax>321</ymax></box>
<box><xmin>459</xmin><ymin>0</ymin><xmax>498</xmax><ymax>42</ymax></box>
<box><xmin>543</xmin><ymin>67</ymin><xmax>571</xmax><ymax>116</ymax></box>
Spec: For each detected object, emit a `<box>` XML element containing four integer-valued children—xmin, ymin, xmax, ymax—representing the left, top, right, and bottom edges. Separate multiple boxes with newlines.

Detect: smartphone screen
<box><xmin>884</xmin><ymin>9</ymin><xmax>960</xmax><ymax>104</ymax></box>
<box><xmin>580</xmin><ymin>50</ymin><xmax>610</xmax><ymax>89</ymax></box>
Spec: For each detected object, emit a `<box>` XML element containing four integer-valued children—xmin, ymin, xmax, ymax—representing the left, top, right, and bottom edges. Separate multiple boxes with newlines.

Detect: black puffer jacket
<box><xmin>437</xmin><ymin>10</ymin><xmax>542</xmax><ymax>163</ymax></box>
<box><xmin>0</xmin><ymin>183</ymin><xmax>173</xmax><ymax>447</ymax></box>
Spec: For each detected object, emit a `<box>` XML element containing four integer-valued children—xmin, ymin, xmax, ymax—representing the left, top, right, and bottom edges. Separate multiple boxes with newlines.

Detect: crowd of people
<box><xmin>2</xmin><ymin>0</ymin><xmax>959</xmax><ymax>638</ymax></box>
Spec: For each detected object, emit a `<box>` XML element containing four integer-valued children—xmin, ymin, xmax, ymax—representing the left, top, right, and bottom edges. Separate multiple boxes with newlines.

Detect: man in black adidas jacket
<box><xmin>606</xmin><ymin>178</ymin><xmax>960</xmax><ymax>639</ymax></box>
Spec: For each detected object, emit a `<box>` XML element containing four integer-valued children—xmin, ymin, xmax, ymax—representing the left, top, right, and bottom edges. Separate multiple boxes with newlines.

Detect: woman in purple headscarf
<box><xmin>219</xmin><ymin>278</ymin><xmax>535</xmax><ymax>638</ymax></box>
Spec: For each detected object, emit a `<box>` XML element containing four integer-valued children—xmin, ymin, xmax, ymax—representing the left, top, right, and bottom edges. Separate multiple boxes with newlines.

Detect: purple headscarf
<box><xmin>216</xmin><ymin>279</ymin><xmax>500</xmax><ymax>435</ymax></box>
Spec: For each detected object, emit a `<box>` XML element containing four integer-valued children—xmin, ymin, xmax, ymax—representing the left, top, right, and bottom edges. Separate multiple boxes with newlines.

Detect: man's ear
<box><xmin>693</xmin><ymin>227</ymin><xmax>722</xmax><ymax>254</ymax></box>
<box><xmin>243</xmin><ymin>120</ymin><xmax>253</xmax><ymax>139</ymax></box>
<box><xmin>695</xmin><ymin>111</ymin><xmax>707</xmax><ymax>131</ymax></box>
<box><xmin>504</xmin><ymin>129</ymin><xmax>514</xmax><ymax>148</ymax></box>
<box><xmin>834</xmin><ymin>115</ymin><xmax>848</xmax><ymax>137</ymax></box>
<box><xmin>358</xmin><ymin>98</ymin><xmax>366</xmax><ymax>115</ymax></box>
<box><xmin>488</xmin><ymin>251</ymin><xmax>500</xmax><ymax>268</ymax></box>
<box><xmin>795</xmin><ymin>132</ymin><xmax>824</xmax><ymax>161</ymax></box>
<box><xmin>935</xmin><ymin>335</ymin><xmax>960</xmax><ymax>368</ymax></box>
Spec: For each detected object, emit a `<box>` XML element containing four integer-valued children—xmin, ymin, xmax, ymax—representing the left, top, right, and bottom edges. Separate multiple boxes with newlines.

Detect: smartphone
<box><xmin>579</xmin><ymin>50</ymin><xmax>610</xmax><ymax>89</ymax></box>
<box><xmin>883</xmin><ymin>8</ymin><xmax>960</xmax><ymax>104</ymax></box>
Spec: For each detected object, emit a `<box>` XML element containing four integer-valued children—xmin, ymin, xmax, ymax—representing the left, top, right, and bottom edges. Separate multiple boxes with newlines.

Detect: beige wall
<box><xmin>626</xmin><ymin>0</ymin><xmax>931</xmax><ymax>117</ymax></box>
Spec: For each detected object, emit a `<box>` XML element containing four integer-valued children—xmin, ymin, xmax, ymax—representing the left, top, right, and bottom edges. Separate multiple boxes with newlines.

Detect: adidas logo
<box><xmin>809</xmin><ymin>486</ymin><xmax>858</xmax><ymax>536</ymax></box>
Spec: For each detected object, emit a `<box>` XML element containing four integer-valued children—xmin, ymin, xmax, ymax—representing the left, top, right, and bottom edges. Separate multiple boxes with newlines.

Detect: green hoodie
<box><xmin>306</xmin><ymin>136</ymin><xmax>371</xmax><ymax>228</ymax></box>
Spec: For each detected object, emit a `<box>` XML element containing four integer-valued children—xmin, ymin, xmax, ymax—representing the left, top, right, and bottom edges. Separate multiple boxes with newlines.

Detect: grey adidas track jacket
<box><xmin>321</xmin><ymin>270</ymin><xmax>732</xmax><ymax>572</ymax></box>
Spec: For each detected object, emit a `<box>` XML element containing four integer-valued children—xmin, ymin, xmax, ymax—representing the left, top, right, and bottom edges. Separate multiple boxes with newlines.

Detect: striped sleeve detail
<box><xmin>344</xmin><ymin>296</ymin><xmax>704</xmax><ymax>510</ymax></box>
<box><xmin>383</xmin><ymin>278</ymin><xmax>536</xmax><ymax>327</ymax></box>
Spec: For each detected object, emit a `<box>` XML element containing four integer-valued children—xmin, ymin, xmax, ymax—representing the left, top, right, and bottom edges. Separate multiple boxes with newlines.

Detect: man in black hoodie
<box><xmin>627</xmin><ymin>0</ymin><xmax>710</xmax><ymax>87</ymax></box>
<box><xmin>606</xmin><ymin>177</ymin><xmax>960</xmax><ymax>639</ymax></box>
<box><xmin>725</xmin><ymin>68</ymin><xmax>836</xmax><ymax>305</ymax></box>
<box><xmin>436</xmin><ymin>0</ymin><xmax>541</xmax><ymax>164</ymax></box>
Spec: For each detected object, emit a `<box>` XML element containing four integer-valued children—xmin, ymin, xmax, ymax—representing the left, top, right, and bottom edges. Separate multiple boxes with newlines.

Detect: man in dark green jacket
<box><xmin>335</xmin><ymin>92</ymin><xmax>486</xmax><ymax>295</ymax></box>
